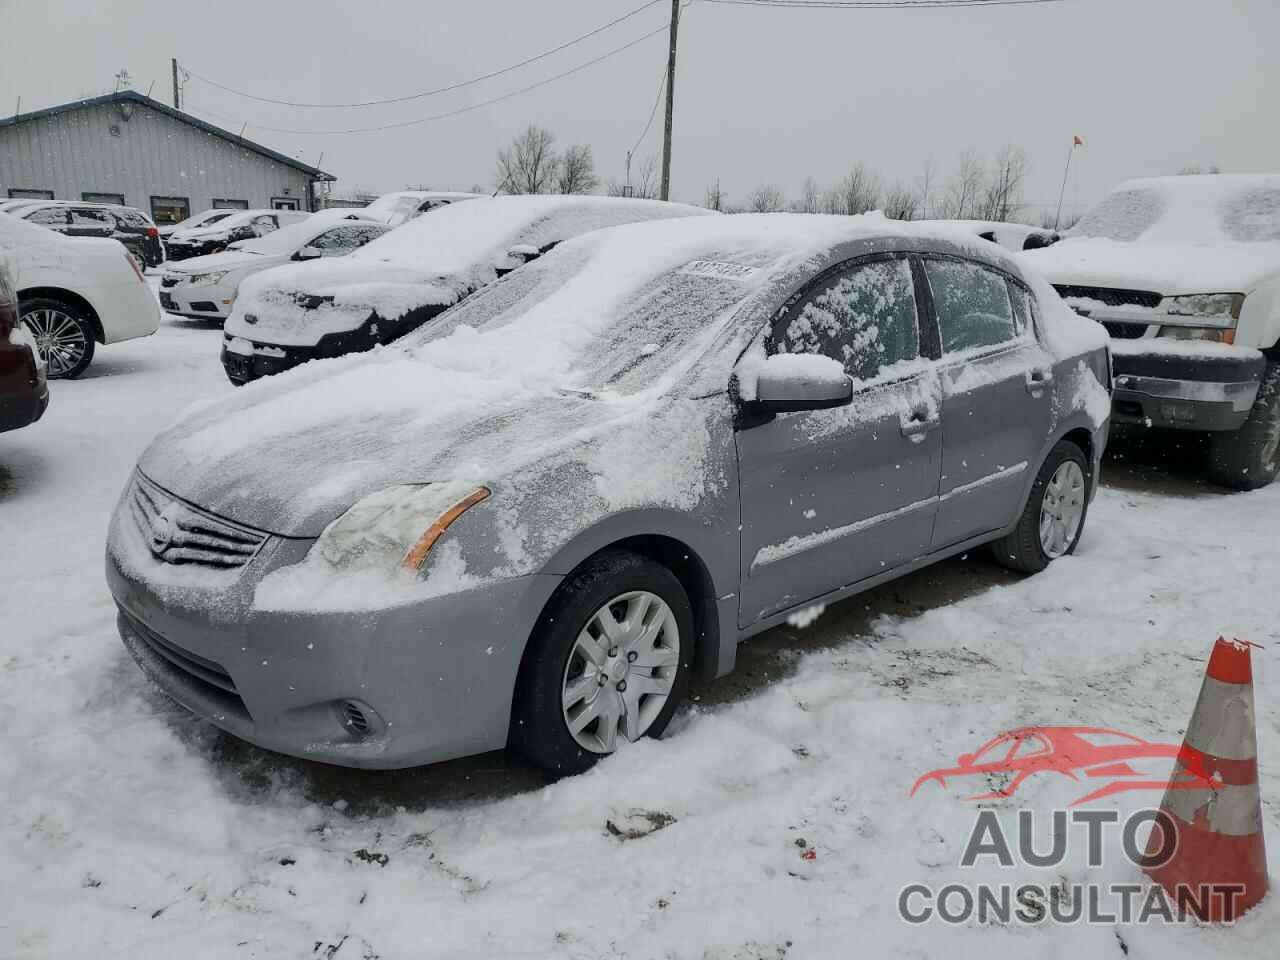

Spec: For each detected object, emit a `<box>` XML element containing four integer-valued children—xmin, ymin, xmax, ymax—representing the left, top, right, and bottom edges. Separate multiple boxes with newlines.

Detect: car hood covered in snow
<box><xmin>1023</xmin><ymin>237</ymin><xmax>1280</xmax><ymax>294</ymax></box>
<box><xmin>223</xmin><ymin>195</ymin><xmax>714</xmax><ymax>347</ymax></box>
<box><xmin>140</xmin><ymin>213</ymin><xmax>1099</xmax><ymax>539</ymax></box>
<box><xmin>166</xmin><ymin>249</ymin><xmax>270</xmax><ymax>274</ymax></box>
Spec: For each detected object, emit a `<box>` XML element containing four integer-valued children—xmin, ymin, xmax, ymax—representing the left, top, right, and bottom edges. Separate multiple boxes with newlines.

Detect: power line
<box><xmin>629</xmin><ymin>68</ymin><xmax>666</xmax><ymax>159</ymax></box>
<box><xmin>702</xmin><ymin>0</ymin><xmax>1062</xmax><ymax>7</ymax></box>
<box><xmin>199</xmin><ymin>24</ymin><xmax>671</xmax><ymax>136</ymax></box>
<box><xmin>182</xmin><ymin>0</ymin><xmax>665</xmax><ymax>109</ymax></box>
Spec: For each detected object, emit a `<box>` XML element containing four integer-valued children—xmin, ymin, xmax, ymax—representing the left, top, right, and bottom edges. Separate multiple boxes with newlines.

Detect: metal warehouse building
<box><xmin>0</xmin><ymin>90</ymin><xmax>334</xmax><ymax>225</ymax></box>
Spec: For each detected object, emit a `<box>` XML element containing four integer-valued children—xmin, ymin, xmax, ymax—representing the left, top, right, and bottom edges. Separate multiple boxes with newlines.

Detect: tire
<box><xmin>1206</xmin><ymin>362</ymin><xmax>1280</xmax><ymax>491</ymax></box>
<box><xmin>510</xmin><ymin>550</ymin><xmax>693</xmax><ymax>776</ymax></box>
<box><xmin>991</xmin><ymin>440</ymin><xmax>1090</xmax><ymax>574</ymax></box>
<box><xmin>19</xmin><ymin>298</ymin><xmax>96</xmax><ymax>379</ymax></box>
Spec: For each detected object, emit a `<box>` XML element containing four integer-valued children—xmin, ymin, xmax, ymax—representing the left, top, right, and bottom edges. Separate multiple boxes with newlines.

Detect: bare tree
<box><xmin>882</xmin><ymin>181</ymin><xmax>920</xmax><ymax>221</ymax></box>
<box><xmin>939</xmin><ymin>149</ymin><xmax>986</xmax><ymax>220</ymax></box>
<box><xmin>916</xmin><ymin>156</ymin><xmax>937</xmax><ymax>220</ymax></box>
<box><xmin>704</xmin><ymin>179</ymin><xmax>725</xmax><ymax>211</ymax></box>
<box><xmin>747</xmin><ymin>184</ymin><xmax>786</xmax><ymax>212</ymax></box>
<box><xmin>793</xmin><ymin>176</ymin><xmax>822</xmax><ymax>214</ymax></box>
<box><xmin>1178</xmin><ymin>163</ymin><xmax>1221</xmax><ymax>175</ymax></box>
<box><xmin>496</xmin><ymin>124</ymin><xmax>559</xmax><ymax>194</ymax></box>
<box><xmin>557</xmin><ymin>144</ymin><xmax>598</xmax><ymax>195</ymax></box>
<box><xmin>979</xmin><ymin>144</ymin><xmax>1029</xmax><ymax>222</ymax></box>
<box><xmin>826</xmin><ymin>162</ymin><xmax>881</xmax><ymax>215</ymax></box>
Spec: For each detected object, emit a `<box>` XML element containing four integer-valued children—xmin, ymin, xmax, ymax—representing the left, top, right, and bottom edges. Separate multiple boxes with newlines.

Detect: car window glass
<box><xmin>925</xmin><ymin>259</ymin><xmax>1019</xmax><ymax>354</ymax></box>
<box><xmin>311</xmin><ymin>225</ymin><xmax>387</xmax><ymax>252</ymax></box>
<box><xmin>70</xmin><ymin>208</ymin><xmax>113</xmax><ymax>229</ymax></box>
<box><xmin>114</xmin><ymin>209</ymin><xmax>151</xmax><ymax>228</ymax></box>
<box><xmin>1007</xmin><ymin>280</ymin><xmax>1037</xmax><ymax>337</ymax></box>
<box><xmin>770</xmin><ymin>258</ymin><xmax>920</xmax><ymax>382</ymax></box>
<box><xmin>26</xmin><ymin>207</ymin><xmax>68</xmax><ymax>226</ymax></box>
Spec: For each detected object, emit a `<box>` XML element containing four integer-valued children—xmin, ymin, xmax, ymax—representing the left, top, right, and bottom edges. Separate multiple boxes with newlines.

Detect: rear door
<box><xmin>735</xmin><ymin>255</ymin><xmax>943</xmax><ymax>625</ymax></box>
<box><xmin>922</xmin><ymin>257</ymin><xmax>1053</xmax><ymax>549</ymax></box>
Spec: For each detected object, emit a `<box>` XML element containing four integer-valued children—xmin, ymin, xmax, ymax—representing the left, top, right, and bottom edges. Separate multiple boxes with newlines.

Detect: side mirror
<box><xmin>738</xmin><ymin>354</ymin><xmax>852</xmax><ymax>414</ymax></box>
<box><xmin>293</xmin><ymin>246</ymin><xmax>322</xmax><ymax>262</ymax></box>
<box><xmin>1022</xmin><ymin>231</ymin><xmax>1060</xmax><ymax>251</ymax></box>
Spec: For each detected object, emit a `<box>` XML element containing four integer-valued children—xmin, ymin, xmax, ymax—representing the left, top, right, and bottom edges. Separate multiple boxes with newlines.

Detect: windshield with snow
<box><xmin>1072</xmin><ymin>182</ymin><xmax>1280</xmax><ymax>243</ymax></box>
<box><xmin>231</xmin><ymin>217</ymin><xmax>333</xmax><ymax>256</ymax></box>
<box><xmin>1070</xmin><ymin>188</ymin><xmax>1167</xmax><ymax>241</ymax></box>
<box><xmin>408</xmin><ymin>250</ymin><xmax>759</xmax><ymax>395</ymax></box>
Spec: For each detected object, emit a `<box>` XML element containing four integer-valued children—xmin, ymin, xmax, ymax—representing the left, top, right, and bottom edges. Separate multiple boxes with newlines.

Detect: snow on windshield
<box><xmin>1070</xmin><ymin>176</ymin><xmax>1280</xmax><ymax>244</ymax></box>
<box><xmin>1070</xmin><ymin>188</ymin><xmax>1166</xmax><ymax>241</ymax></box>
<box><xmin>1221</xmin><ymin>186</ymin><xmax>1280</xmax><ymax>242</ymax></box>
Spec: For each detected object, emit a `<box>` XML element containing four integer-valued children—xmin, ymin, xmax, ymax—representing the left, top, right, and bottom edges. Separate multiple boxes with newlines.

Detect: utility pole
<box><xmin>171</xmin><ymin>58</ymin><xmax>181</xmax><ymax>110</ymax></box>
<box><xmin>659</xmin><ymin>0</ymin><xmax>680</xmax><ymax>201</ymax></box>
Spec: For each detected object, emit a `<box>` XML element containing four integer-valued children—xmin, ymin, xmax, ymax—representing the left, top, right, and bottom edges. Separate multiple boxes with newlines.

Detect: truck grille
<box><xmin>1053</xmin><ymin>285</ymin><xmax>1162</xmax><ymax>309</ymax></box>
<box><xmin>1101</xmin><ymin>322</ymin><xmax>1150</xmax><ymax>340</ymax></box>
<box><xmin>130</xmin><ymin>472</ymin><xmax>267</xmax><ymax>568</ymax></box>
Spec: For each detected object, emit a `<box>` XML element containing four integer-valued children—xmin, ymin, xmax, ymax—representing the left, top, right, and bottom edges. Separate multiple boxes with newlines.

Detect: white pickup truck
<box><xmin>0</xmin><ymin>211</ymin><xmax>160</xmax><ymax>378</ymax></box>
<box><xmin>1024</xmin><ymin>175</ymin><xmax>1280</xmax><ymax>490</ymax></box>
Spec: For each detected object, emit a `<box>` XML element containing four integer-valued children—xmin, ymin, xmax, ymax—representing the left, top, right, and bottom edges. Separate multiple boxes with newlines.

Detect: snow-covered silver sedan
<box><xmin>107</xmin><ymin>214</ymin><xmax>1111</xmax><ymax>775</ymax></box>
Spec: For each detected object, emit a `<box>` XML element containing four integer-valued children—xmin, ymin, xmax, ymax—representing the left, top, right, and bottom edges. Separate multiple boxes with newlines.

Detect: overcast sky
<box><xmin>3</xmin><ymin>0</ymin><xmax>1277</xmax><ymax>219</ymax></box>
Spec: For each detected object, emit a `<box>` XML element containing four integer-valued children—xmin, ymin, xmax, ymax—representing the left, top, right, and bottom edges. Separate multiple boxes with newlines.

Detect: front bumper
<box><xmin>1110</xmin><ymin>349</ymin><xmax>1266</xmax><ymax>432</ymax></box>
<box><xmin>159</xmin><ymin>281</ymin><xmax>234</xmax><ymax>321</ymax></box>
<box><xmin>107</xmin><ymin>505</ymin><xmax>562</xmax><ymax>768</ymax></box>
<box><xmin>0</xmin><ymin>377</ymin><xmax>49</xmax><ymax>433</ymax></box>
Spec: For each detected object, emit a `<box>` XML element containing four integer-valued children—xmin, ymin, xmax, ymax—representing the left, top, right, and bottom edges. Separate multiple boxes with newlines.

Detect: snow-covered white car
<box><xmin>0</xmin><ymin>211</ymin><xmax>160</xmax><ymax>379</ymax></box>
<box><xmin>1024</xmin><ymin>175</ymin><xmax>1280</xmax><ymax>489</ymax></box>
<box><xmin>158</xmin><ymin>210</ymin><xmax>391</xmax><ymax>322</ymax></box>
<box><xmin>165</xmin><ymin>209</ymin><xmax>311</xmax><ymax>261</ymax></box>
<box><xmin>158</xmin><ymin>208</ymin><xmax>238</xmax><ymax>239</ymax></box>
<box><xmin>362</xmin><ymin>190</ymin><xmax>482</xmax><ymax>227</ymax></box>
<box><xmin>109</xmin><ymin>213</ymin><xmax>1110</xmax><ymax>775</ymax></box>
<box><xmin>220</xmin><ymin>195</ymin><xmax>713</xmax><ymax>384</ymax></box>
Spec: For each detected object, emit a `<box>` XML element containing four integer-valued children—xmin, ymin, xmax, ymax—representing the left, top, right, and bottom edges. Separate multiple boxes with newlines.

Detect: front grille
<box><xmin>1102</xmin><ymin>322</ymin><xmax>1150</xmax><ymax>340</ymax></box>
<box><xmin>1053</xmin><ymin>285</ymin><xmax>1162</xmax><ymax>309</ymax></box>
<box><xmin>190</xmin><ymin>301</ymin><xmax>218</xmax><ymax>312</ymax></box>
<box><xmin>130</xmin><ymin>472</ymin><xmax>267</xmax><ymax>568</ymax></box>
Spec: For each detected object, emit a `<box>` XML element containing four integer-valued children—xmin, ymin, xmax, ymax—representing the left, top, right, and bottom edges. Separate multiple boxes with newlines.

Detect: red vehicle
<box><xmin>910</xmin><ymin>726</ymin><xmax>1215</xmax><ymax>806</ymax></box>
<box><xmin>0</xmin><ymin>254</ymin><xmax>49</xmax><ymax>433</ymax></box>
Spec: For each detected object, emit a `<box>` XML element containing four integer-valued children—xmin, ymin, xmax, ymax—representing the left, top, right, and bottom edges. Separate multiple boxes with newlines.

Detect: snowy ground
<box><xmin>1</xmin><ymin>297</ymin><xmax>1278</xmax><ymax>959</ymax></box>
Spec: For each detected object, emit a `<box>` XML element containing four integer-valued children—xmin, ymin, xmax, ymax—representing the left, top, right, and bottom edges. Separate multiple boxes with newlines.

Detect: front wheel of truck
<box><xmin>1207</xmin><ymin>362</ymin><xmax>1280</xmax><ymax>491</ymax></box>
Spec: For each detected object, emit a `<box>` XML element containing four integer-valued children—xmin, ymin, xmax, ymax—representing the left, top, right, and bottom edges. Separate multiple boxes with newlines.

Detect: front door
<box><xmin>921</xmin><ymin>257</ymin><xmax>1054</xmax><ymax>548</ymax></box>
<box><xmin>735</xmin><ymin>255</ymin><xmax>943</xmax><ymax>626</ymax></box>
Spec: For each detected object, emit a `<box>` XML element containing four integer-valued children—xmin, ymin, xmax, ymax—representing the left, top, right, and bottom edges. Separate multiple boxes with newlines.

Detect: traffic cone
<box><xmin>1143</xmin><ymin>636</ymin><xmax>1268</xmax><ymax>921</ymax></box>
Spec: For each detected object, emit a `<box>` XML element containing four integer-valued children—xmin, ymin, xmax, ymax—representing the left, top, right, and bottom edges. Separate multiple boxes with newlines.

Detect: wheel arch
<box><xmin>19</xmin><ymin>287</ymin><xmax>105</xmax><ymax>343</ymax></box>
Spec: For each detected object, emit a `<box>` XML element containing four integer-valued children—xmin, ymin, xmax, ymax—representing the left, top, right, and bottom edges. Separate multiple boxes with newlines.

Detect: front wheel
<box><xmin>991</xmin><ymin>440</ymin><xmax>1090</xmax><ymax>574</ymax></box>
<box><xmin>20</xmin><ymin>298</ymin><xmax>96</xmax><ymax>379</ymax></box>
<box><xmin>511</xmin><ymin>551</ymin><xmax>692</xmax><ymax>776</ymax></box>
<box><xmin>1206</xmin><ymin>362</ymin><xmax>1280</xmax><ymax>491</ymax></box>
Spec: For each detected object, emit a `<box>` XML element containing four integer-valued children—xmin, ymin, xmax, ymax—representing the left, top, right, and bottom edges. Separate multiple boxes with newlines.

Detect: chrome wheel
<box><xmin>22</xmin><ymin>308</ymin><xmax>87</xmax><ymax>378</ymax></box>
<box><xmin>1039</xmin><ymin>460</ymin><xmax>1085</xmax><ymax>559</ymax></box>
<box><xmin>561</xmin><ymin>590</ymin><xmax>680</xmax><ymax>754</ymax></box>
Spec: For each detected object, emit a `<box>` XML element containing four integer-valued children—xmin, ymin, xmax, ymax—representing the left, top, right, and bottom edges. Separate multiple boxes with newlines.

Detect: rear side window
<box><xmin>70</xmin><ymin>207</ymin><xmax>114</xmax><ymax>229</ymax></box>
<box><xmin>26</xmin><ymin>207</ymin><xmax>68</xmax><ymax>226</ymax></box>
<box><xmin>924</xmin><ymin>258</ymin><xmax>1019</xmax><ymax>354</ymax></box>
<box><xmin>771</xmin><ymin>257</ymin><xmax>920</xmax><ymax>382</ymax></box>
<box><xmin>311</xmin><ymin>224</ymin><xmax>387</xmax><ymax>252</ymax></box>
<box><xmin>113</xmin><ymin>209</ymin><xmax>153</xmax><ymax>228</ymax></box>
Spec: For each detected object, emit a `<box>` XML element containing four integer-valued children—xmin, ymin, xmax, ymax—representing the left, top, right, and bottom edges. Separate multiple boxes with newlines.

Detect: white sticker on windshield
<box><xmin>679</xmin><ymin>259</ymin><xmax>757</xmax><ymax>281</ymax></box>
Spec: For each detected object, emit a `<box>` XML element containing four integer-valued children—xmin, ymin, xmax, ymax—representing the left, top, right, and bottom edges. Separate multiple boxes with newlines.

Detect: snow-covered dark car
<box><xmin>218</xmin><ymin>195</ymin><xmax>714</xmax><ymax>385</ymax></box>
<box><xmin>7</xmin><ymin>200</ymin><xmax>165</xmax><ymax>268</ymax></box>
<box><xmin>108</xmin><ymin>214</ymin><xmax>1110</xmax><ymax>776</ymax></box>
<box><xmin>164</xmin><ymin>209</ymin><xmax>310</xmax><ymax>261</ymax></box>
<box><xmin>1024</xmin><ymin>175</ymin><xmax>1280</xmax><ymax>489</ymax></box>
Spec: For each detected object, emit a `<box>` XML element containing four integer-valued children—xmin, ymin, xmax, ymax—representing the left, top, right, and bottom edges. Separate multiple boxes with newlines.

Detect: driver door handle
<box><xmin>1025</xmin><ymin>367</ymin><xmax>1054</xmax><ymax>395</ymax></box>
<box><xmin>900</xmin><ymin>408</ymin><xmax>941</xmax><ymax>443</ymax></box>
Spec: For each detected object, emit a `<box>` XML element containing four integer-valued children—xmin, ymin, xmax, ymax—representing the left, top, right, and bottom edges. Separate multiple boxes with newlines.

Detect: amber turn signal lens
<box><xmin>400</xmin><ymin>487</ymin><xmax>491</xmax><ymax>571</ymax></box>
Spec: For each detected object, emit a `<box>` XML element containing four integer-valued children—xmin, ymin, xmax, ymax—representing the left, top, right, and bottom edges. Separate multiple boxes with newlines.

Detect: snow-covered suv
<box><xmin>1024</xmin><ymin>175</ymin><xmax>1280</xmax><ymax>489</ymax></box>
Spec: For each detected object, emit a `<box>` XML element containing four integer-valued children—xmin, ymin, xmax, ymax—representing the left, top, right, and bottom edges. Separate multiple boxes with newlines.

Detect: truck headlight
<box><xmin>314</xmin><ymin>482</ymin><xmax>490</xmax><ymax>574</ymax></box>
<box><xmin>185</xmin><ymin>270</ymin><xmax>230</xmax><ymax>287</ymax></box>
<box><xmin>1158</xmin><ymin>326</ymin><xmax>1237</xmax><ymax>344</ymax></box>
<box><xmin>1159</xmin><ymin>293</ymin><xmax>1244</xmax><ymax>343</ymax></box>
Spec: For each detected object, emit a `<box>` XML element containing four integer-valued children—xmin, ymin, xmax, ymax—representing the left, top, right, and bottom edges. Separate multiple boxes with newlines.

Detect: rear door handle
<box><xmin>900</xmin><ymin>409</ymin><xmax>941</xmax><ymax>443</ymax></box>
<box><xmin>1025</xmin><ymin>367</ymin><xmax>1054</xmax><ymax>395</ymax></box>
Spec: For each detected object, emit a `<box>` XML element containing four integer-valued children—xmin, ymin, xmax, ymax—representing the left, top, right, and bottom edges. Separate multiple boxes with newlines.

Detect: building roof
<box><xmin>0</xmin><ymin>91</ymin><xmax>335</xmax><ymax>181</ymax></box>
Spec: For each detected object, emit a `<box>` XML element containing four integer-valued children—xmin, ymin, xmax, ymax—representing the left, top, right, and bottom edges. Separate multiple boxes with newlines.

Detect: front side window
<box><xmin>311</xmin><ymin>225</ymin><xmax>386</xmax><ymax>252</ymax></box>
<box><xmin>924</xmin><ymin>258</ymin><xmax>1020</xmax><ymax>354</ymax></box>
<box><xmin>770</xmin><ymin>257</ymin><xmax>920</xmax><ymax>382</ymax></box>
<box><xmin>70</xmin><ymin>207</ymin><xmax>114</xmax><ymax>230</ymax></box>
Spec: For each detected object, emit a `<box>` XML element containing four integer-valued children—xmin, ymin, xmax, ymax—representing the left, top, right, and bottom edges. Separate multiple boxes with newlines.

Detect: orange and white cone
<box><xmin>1143</xmin><ymin>636</ymin><xmax>1268</xmax><ymax>921</ymax></box>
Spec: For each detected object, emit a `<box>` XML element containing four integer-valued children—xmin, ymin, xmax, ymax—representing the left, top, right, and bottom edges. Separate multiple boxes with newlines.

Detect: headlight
<box><xmin>314</xmin><ymin>482</ymin><xmax>490</xmax><ymax>574</ymax></box>
<box><xmin>1160</xmin><ymin>293</ymin><xmax>1244</xmax><ymax>321</ymax></box>
<box><xmin>185</xmin><ymin>270</ymin><xmax>230</xmax><ymax>287</ymax></box>
<box><xmin>1157</xmin><ymin>326</ymin><xmax>1237</xmax><ymax>344</ymax></box>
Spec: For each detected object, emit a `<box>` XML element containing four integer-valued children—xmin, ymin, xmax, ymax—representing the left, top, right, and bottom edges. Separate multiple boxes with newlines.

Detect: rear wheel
<box><xmin>511</xmin><ymin>550</ymin><xmax>692</xmax><ymax>776</ymax></box>
<box><xmin>20</xmin><ymin>298</ymin><xmax>95</xmax><ymax>379</ymax></box>
<box><xmin>1206</xmin><ymin>362</ymin><xmax>1280</xmax><ymax>491</ymax></box>
<box><xmin>991</xmin><ymin>440</ymin><xmax>1090</xmax><ymax>574</ymax></box>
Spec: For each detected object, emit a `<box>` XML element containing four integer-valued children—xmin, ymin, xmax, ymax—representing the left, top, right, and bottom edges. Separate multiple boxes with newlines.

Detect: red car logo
<box><xmin>910</xmin><ymin>726</ymin><xmax>1218</xmax><ymax>806</ymax></box>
